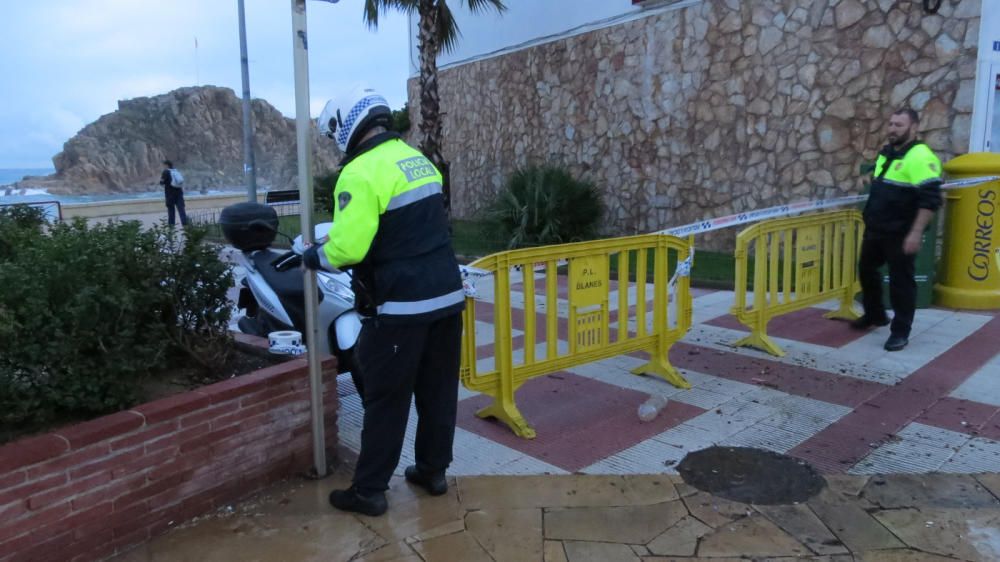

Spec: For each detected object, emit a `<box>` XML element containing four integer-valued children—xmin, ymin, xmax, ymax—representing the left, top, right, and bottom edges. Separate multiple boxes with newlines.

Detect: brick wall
<box><xmin>0</xmin><ymin>335</ymin><xmax>339</xmax><ymax>562</ymax></box>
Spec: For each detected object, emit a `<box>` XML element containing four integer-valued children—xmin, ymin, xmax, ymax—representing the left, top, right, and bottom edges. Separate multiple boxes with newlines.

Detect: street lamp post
<box><xmin>290</xmin><ymin>0</ymin><xmax>338</xmax><ymax>479</ymax></box>
<box><xmin>238</xmin><ymin>0</ymin><xmax>258</xmax><ymax>202</ymax></box>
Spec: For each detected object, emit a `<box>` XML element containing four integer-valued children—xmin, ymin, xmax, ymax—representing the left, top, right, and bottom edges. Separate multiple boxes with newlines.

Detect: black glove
<box><xmin>301</xmin><ymin>244</ymin><xmax>322</xmax><ymax>271</ymax></box>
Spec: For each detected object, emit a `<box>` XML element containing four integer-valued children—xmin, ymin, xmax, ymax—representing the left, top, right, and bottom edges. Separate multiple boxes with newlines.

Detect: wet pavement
<box><xmin>138</xmin><ymin>279</ymin><xmax>1000</xmax><ymax>561</ymax></box>
<box><xmin>115</xmin><ymin>468</ymin><xmax>1000</xmax><ymax>561</ymax></box>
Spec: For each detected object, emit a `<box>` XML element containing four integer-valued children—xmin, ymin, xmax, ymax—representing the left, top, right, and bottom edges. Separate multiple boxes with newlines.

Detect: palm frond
<box><xmin>439</xmin><ymin>0</ymin><xmax>507</xmax><ymax>53</ymax></box>
<box><xmin>362</xmin><ymin>0</ymin><xmax>417</xmax><ymax>29</ymax></box>
<box><xmin>436</xmin><ymin>1</ymin><xmax>460</xmax><ymax>52</ymax></box>
<box><xmin>464</xmin><ymin>0</ymin><xmax>507</xmax><ymax>14</ymax></box>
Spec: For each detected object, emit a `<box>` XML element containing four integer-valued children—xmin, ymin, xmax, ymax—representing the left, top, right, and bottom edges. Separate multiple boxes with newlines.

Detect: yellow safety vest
<box><xmin>319</xmin><ymin>134</ymin><xmax>464</xmax><ymax>321</ymax></box>
<box><xmin>864</xmin><ymin>141</ymin><xmax>943</xmax><ymax>236</ymax></box>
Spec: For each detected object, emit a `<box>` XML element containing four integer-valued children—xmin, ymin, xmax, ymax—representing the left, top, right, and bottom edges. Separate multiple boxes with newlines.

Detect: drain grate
<box><xmin>677</xmin><ymin>446</ymin><xmax>825</xmax><ymax>505</ymax></box>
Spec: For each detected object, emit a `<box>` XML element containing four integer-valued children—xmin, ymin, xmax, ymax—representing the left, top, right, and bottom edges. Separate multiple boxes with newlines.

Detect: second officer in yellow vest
<box><xmin>303</xmin><ymin>86</ymin><xmax>465</xmax><ymax>516</ymax></box>
<box><xmin>853</xmin><ymin>108</ymin><xmax>942</xmax><ymax>351</ymax></box>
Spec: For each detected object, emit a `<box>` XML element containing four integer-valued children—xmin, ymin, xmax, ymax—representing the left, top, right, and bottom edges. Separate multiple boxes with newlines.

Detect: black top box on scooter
<box><xmin>219</xmin><ymin>202</ymin><xmax>279</xmax><ymax>251</ymax></box>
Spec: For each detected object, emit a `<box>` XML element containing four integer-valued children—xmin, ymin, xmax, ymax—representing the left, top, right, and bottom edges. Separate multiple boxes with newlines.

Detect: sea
<box><xmin>0</xmin><ymin>168</ymin><xmax>244</xmax><ymax>206</ymax></box>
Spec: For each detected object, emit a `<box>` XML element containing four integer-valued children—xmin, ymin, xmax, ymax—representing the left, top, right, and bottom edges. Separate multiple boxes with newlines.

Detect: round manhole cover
<box><xmin>677</xmin><ymin>446</ymin><xmax>825</xmax><ymax>505</ymax></box>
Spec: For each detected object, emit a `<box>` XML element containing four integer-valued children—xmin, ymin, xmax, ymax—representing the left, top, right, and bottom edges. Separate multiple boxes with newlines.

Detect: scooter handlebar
<box><xmin>272</xmin><ymin>250</ymin><xmax>302</xmax><ymax>272</ymax></box>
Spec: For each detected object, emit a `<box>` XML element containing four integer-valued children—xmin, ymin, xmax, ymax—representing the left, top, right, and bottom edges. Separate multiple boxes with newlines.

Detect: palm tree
<box><xmin>363</xmin><ymin>0</ymin><xmax>506</xmax><ymax>213</ymax></box>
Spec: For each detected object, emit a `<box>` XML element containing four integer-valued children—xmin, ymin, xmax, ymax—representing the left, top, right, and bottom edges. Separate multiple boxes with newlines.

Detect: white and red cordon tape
<box><xmin>659</xmin><ymin>176</ymin><xmax>998</xmax><ymax>238</ymax></box>
<box><xmin>461</xmin><ymin>176</ymin><xmax>1000</xmax><ymax>294</ymax></box>
<box><xmin>662</xmin><ymin>175</ymin><xmax>999</xmax><ymax>286</ymax></box>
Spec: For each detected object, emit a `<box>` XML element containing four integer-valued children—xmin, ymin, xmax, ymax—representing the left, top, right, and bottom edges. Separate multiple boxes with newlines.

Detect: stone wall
<box><xmin>411</xmin><ymin>0</ymin><xmax>980</xmax><ymax>247</ymax></box>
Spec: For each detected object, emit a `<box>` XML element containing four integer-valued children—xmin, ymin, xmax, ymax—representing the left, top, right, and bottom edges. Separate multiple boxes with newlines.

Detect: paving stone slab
<box><xmin>807</xmin><ymin>487</ymin><xmax>905</xmax><ymax>552</ymax></box>
<box><xmin>640</xmin><ymin>558</ymin><xmax>746</xmax><ymax>562</ymax></box>
<box><xmin>646</xmin><ymin>516</ymin><xmax>713</xmax><ymax>557</ymax></box>
<box><xmin>872</xmin><ymin>507</ymin><xmax>1000</xmax><ymax>561</ymax></box>
<box><xmin>356</xmin><ymin>541</ymin><xmax>421</xmax><ymax>562</ymax></box>
<box><xmin>681</xmin><ymin>490</ymin><xmax>754</xmax><ymax>528</ymax></box>
<box><xmin>824</xmin><ymin>474</ymin><xmax>870</xmax><ymax>497</ymax></box>
<box><xmin>975</xmin><ymin>473</ymin><xmax>1000</xmax><ymax>500</ymax></box>
<box><xmin>410</xmin><ymin>530</ymin><xmax>493</xmax><ymax>562</ymax></box>
<box><xmin>674</xmin><ymin>481</ymin><xmax>700</xmax><ymax>497</ymax></box>
<box><xmin>756</xmin><ymin>503</ymin><xmax>850</xmax><ymax>556</ymax></box>
<box><xmin>562</xmin><ymin>540</ymin><xmax>640</xmax><ymax>562</ymax></box>
<box><xmin>760</xmin><ymin>554</ymin><xmax>857</xmax><ymax>562</ymax></box>
<box><xmin>358</xmin><ymin>554</ymin><xmax>422</xmax><ymax>562</ymax></box>
<box><xmin>115</xmin><ymin>506</ymin><xmax>382</xmax><ymax>562</ymax></box>
<box><xmin>464</xmin><ymin>508</ymin><xmax>543</xmax><ymax>562</ymax></box>
<box><xmin>363</xmin><ymin>487</ymin><xmax>464</xmax><ymax>543</ymax></box>
<box><xmin>457</xmin><ymin>474</ymin><xmax>678</xmax><ymax>509</ymax></box>
<box><xmin>862</xmin><ymin>473</ymin><xmax>1000</xmax><ymax>509</ymax></box>
<box><xmin>856</xmin><ymin>548</ymin><xmax>973</xmax><ymax>561</ymax></box>
<box><xmin>696</xmin><ymin>513</ymin><xmax>812</xmax><ymax>558</ymax></box>
<box><xmin>629</xmin><ymin>544</ymin><xmax>650</xmax><ymax>556</ymax></box>
<box><xmin>544</xmin><ymin>540</ymin><xmax>569</xmax><ymax>562</ymax></box>
<box><xmin>544</xmin><ymin>500</ymin><xmax>688</xmax><ymax>544</ymax></box>
<box><xmin>404</xmin><ymin>518</ymin><xmax>465</xmax><ymax>543</ymax></box>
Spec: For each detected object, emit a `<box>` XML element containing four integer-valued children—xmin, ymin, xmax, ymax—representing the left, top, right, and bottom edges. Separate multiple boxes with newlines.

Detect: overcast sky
<box><xmin>0</xmin><ymin>0</ymin><xmax>412</xmax><ymax>169</ymax></box>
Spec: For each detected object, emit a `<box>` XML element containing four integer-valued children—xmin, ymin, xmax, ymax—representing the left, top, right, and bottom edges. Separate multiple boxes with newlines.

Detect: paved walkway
<box><xmin>338</xmin><ymin>283</ymin><xmax>1000</xmax><ymax>477</ymax></box>
<box><xmin>117</xmin><ymin>470</ymin><xmax>1000</xmax><ymax>561</ymax></box>
<box><xmin>113</xmin><ymin>279</ymin><xmax>1000</xmax><ymax>561</ymax></box>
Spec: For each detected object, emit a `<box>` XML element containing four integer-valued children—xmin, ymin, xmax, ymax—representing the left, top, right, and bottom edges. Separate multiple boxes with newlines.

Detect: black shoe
<box><xmin>405</xmin><ymin>465</ymin><xmax>448</xmax><ymax>496</ymax></box>
<box><xmin>884</xmin><ymin>335</ymin><xmax>908</xmax><ymax>352</ymax></box>
<box><xmin>850</xmin><ymin>315</ymin><xmax>890</xmax><ymax>330</ymax></box>
<box><xmin>329</xmin><ymin>486</ymin><xmax>387</xmax><ymax>516</ymax></box>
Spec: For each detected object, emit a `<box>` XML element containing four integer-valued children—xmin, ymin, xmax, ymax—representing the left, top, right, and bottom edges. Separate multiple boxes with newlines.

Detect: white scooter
<box><xmin>221</xmin><ymin>203</ymin><xmax>362</xmax><ymax>382</ymax></box>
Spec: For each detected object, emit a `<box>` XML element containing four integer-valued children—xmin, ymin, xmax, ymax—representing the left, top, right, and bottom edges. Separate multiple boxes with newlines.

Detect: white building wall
<box><xmin>407</xmin><ymin>0</ymin><xmax>701</xmax><ymax>73</ymax></box>
<box><xmin>971</xmin><ymin>1</ymin><xmax>999</xmax><ymax>151</ymax></box>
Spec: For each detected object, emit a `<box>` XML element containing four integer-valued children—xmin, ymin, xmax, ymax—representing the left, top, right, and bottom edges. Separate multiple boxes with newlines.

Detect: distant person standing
<box><xmin>159</xmin><ymin>160</ymin><xmax>189</xmax><ymax>226</ymax></box>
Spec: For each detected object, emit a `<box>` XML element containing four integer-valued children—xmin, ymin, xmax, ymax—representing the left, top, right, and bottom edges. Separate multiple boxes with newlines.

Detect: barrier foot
<box><xmin>631</xmin><ymin>360</ymin><xmax>691</xmax><ymax>389</ymax></box>
<box><xmin>824</xmin><ymin>303</ymin><xmax>861</xmax><ymax>321</ymax></box>
<box><xmin>733</xmin><ymin>333</ymin><xmax>786</xmax><ymax>357</ymax></box>
<box><xmin>476</xmin><ymin>400</ymin><xmax>536</xmax><ymax>439</ymax></box>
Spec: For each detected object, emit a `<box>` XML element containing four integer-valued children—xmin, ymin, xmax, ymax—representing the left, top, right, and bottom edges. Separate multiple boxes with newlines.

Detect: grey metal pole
<box><xmin>290</xmin><ymin>0</ymin><xmax>326</xmax><ymax>478</ymax></box>
<box><xmin>238</xmin><ymin>0</ymin><xmax>258</xmax><ymax>202</ymax></box>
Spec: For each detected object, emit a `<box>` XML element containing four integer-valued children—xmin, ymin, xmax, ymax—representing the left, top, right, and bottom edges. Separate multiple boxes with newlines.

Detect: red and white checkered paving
<box><xmin>336</xmin><ymin>274</ymin><xmax>1000</xmax><ymax>476</ymax></box>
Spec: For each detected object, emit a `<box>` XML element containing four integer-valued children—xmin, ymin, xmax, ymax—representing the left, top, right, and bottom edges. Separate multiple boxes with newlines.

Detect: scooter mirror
<box><xmin>292</xmin><ymin>222</ymin><xmax>335</xmax><ymax>256</ymax></box>
<box><xmin>314</xmin><ymin>223</ymin><xmax>332</xmax><ymax>240</ymax></box>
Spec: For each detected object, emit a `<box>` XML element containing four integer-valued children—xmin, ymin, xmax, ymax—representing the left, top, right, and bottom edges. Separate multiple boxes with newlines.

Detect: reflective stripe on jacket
<box><xmin>319</xmin><ymin>134</ymin><xmax>464</xmax><ymax>323</ymax></box>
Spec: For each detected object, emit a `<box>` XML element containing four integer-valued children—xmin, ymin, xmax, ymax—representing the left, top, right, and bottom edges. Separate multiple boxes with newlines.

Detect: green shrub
<box><xmin>0</xmin><ymin>215</ymin><xmax>233</xmax><ymax>430</ymax></box>
<box><xmin>0</xmin><ymin>205</ymin><xmax>46</xmax><ymax>260</ymax></box>
<box><xmin>314</xmin><ymin>171</ymin><xmax>341</xmax><ymax>215</ymax></box>
<box><xmin>487</xmin><ymin>164</ymin><xmax>604</xmax><ymax>249</ymax></box>
<box><xmin>392</xmin><ymin>103</ymin><xmax>411</xmax><ymax>134</ymax></box>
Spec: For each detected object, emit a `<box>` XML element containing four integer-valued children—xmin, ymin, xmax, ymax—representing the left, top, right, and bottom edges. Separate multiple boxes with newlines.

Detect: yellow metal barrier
<box><xmin>461</xmin><ymin>234</ymin><xmax>693</xmax><ymax>438</ymax></box>
<box><xmin>731</xmin><ymin>210</ymin><xmax>863</xmax><ymax>356</ymax></box>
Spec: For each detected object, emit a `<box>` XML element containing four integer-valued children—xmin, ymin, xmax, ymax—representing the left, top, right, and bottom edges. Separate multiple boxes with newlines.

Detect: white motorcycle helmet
<box><xmin>317</xmin><ymin>86</ymin><xmax>392</xmax><ymax>153</ymax></box>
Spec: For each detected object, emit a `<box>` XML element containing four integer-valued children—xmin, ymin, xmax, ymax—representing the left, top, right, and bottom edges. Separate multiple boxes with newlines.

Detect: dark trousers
<box><xmin>352</xmin><ymin>313</ymin><xmax>463</xmax><ymax>494</ymax></box>
<box><xmin>858</xmin><ymin>234</ymin><xmax>917</xmax><ymax>337</ymax></box>
<box><xmin>165</xmin><ymin>187</ymin><xmax>189</xmax><ymax>226</ymax></box>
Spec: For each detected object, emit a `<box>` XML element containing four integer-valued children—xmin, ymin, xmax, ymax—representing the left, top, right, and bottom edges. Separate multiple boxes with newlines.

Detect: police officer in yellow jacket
<box><xmin>852</xmin><ymin>108</ymin><xmax>942</xmax><ymax>351</ymax></box>
<box><xmin>302</xmin><ymin>86</ymin><xmax>465</xmax><ymax>516</ymax></box>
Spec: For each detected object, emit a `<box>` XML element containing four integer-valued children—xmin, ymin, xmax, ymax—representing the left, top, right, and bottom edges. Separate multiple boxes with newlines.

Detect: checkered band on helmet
<box><xmin>336</xmin><ymin>94</ymin><xmax>390</xmax><ymax>150</ymax></box>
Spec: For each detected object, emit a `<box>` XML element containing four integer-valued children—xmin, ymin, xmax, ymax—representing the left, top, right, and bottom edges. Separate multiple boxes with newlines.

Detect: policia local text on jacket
<box><xmin>303</xmin><ymin>129</ymin><xmax>465</xmax><ymax>512</ymax></box>
<box><xmin>858</xmin><ymin>139</ymin><xmax>942</xmax><ymax>343</ymax></box>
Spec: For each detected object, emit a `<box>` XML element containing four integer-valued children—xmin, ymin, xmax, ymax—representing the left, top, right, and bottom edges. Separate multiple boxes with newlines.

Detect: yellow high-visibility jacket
<box><xmin>318</xmin><ymin>133</ymin><xmax>464</xmax><ymax>322</ymax></box>
<box><xmin>864</xmin><ymin>140</ymin><xmax>942</xmax><ymax>237</ymax></box>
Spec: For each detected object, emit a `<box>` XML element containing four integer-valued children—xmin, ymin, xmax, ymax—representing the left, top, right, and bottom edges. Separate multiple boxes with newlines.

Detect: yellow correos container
<box><xmin>935</xmin><ymin>153</ymin><xmax>1000</xmax><ymax>309</ymax></box>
